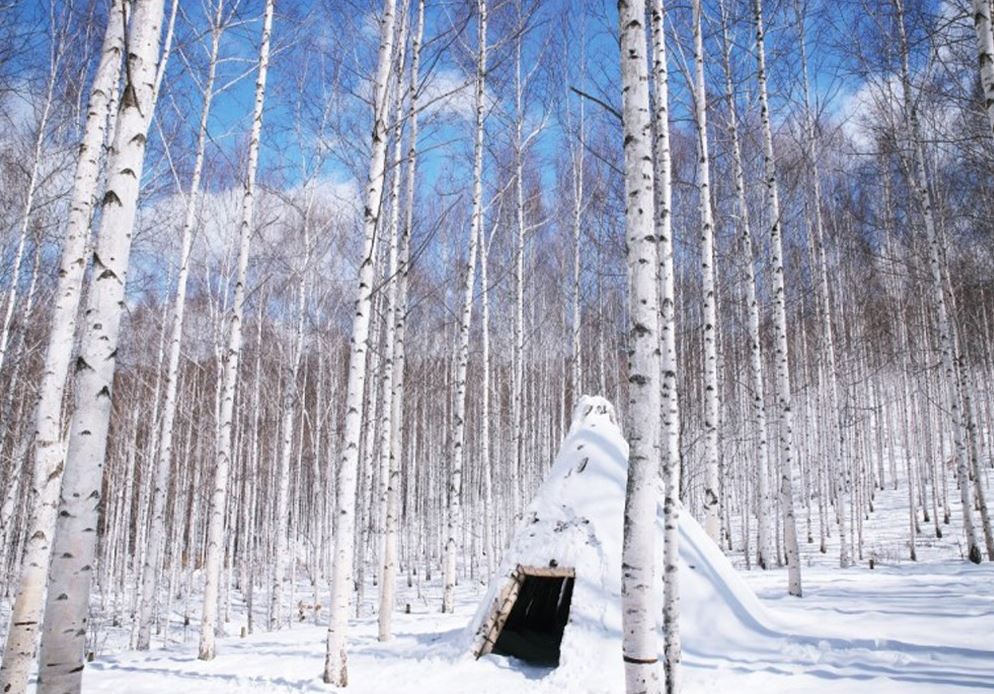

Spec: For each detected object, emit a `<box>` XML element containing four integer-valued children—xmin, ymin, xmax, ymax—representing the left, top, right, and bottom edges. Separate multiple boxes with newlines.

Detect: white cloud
<box><xmin>419</xmin><ymin>67</ymin><xmax>479</xmax><ymax>122</ymax></box>
<box><xmin>833</xmin><ymin>78</ymin><xmax>896</xmax><ymax>153</ymax></box>
<box><xmin>132</xmin><ymin>174</ymin><xmax>361</xmax><ymax>294</ymax></box>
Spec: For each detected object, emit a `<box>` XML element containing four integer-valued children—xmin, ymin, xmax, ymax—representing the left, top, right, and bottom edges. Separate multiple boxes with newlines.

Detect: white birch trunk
<box><xmin>619</xmin><ymin>1</ymin><xmax>662</xmax><ymax>691</ymax></box>
<box><xmin>479</xmin><ymin>217</ymin><xmax>495</xmax><ymax>582</ymax></box>
<box><xmin>649</xmin><ymin>3</ymin><xmax>680</xmax><ymax>690</ymax></box>
<box><xmin>151</xmin><ymin>0</ymin><xmax>179</xmax><ymax>107</ymax></box>
<box><xmin>716</xmin><ymin>0</ymin><xmax>771</xmax><ymax>570</ymax></box>
<box><xmin>270</xmin><ymin>222</ymin><xmax>309</xmax><ymax>631</ymax></box>
<box><xmin>973</xmin><ymin>0</ymin><xmax>994</xmax><ymax>137</ymax></box>
<box><xmin>128</xmin><ymin>313</ymin><xmax>168</xmax><ymax>642</ymax></box>
<box><xmin>136</xmin><ymin>0</ymin><xmax>226</xmax><ymax>650</ymax></box>
<box><xmin>753</xmin><ymin>0</ymin><xmax>802</xmax><ymax>596</ymax></box>
<box><xmin>568</xmin><ymin>34</ymin><xmax>585</xmax><ymax>402</ymax></box>
<box><xmin>443</xmin><ymin>0</ymin><xmax>486</xmax><ymax>612</ymax></box>
<box><xmin>690</xmin><ymin>0</ymin><xmax>721</xmax><ymax>544</ymax></box>
<box><xmin>948</xmin><ymin>284</ymin><xmax>994</xmax><ymax>558</ymax></box>
<box><xmin>893</xmin><ymin>0</ymin><xmax>981</xmax><ymax>563</ymax></box>
<box><xmin>323</xmin><ymin>0</ymin><xmax>397</xmax><ymax>684</ymax></box>
<box><xmin>244</xmin><ymin>305</ymin><xmax>265</xmax><ymax>636</ymax></box>
<box><xmin>511</xmin><ymin>3</ymin><xmax>527</xmax><ymax>519</ymax></box>
<box><xmin>374</xmin><ymin>5</ymin><xmax>409</xmax><ymax>637</ymax></box>
<box><xmin>34</xmin><ymin>1</ymin><xmax>166</xmax><ymax>690</ymax></box>
<box><xmin>0</xmin><ymin>4</ymin><xmax>125</xmax><ymax>689</ymax></box>
<box><xmin>199</xmin><ymin>0</ymin><xmax>274</xmax><ymax>659</ymax></box>
<box><xmin>796</xmin><ymin>2</ymin><xmax>849</xmax><ymax>568</ymax></box>
<box><xmin>379</xmin><ymin>0</ymin><xmax>424</xmax><ymax>642</ymax></box>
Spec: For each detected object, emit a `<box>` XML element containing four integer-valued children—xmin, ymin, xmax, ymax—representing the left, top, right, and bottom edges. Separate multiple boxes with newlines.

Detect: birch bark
<box><xmin>270</xmin><ymin>213</ymin><xmax>310</xmax><ymax>630</ymax></box>
<box><xmin>893</xmin><ymin>0</ymin><xmax>981</xmax><ymax>563</ymax></box>
<box><xmin>479</xmin><ymin>215</ymin><xmax>496</xmax><ymax>581</ymax></box>
<box><xmin>443</xmin><ymin>0</ymin><xmax>487</xmax><ymax>613</ymax></box>
<box><xmin>690</xmin><ymin>0</ymin><xmax>721</xmax><ymax>544</ymax></box>
<box><xmin>618</xmin><ymin>1</ymin><xmax>662</xmax><ymax>691</ymax></box>
<box><xmin>35</xmin><ymin>1</ymin><xmax>166</xmax><ymax>690</ymax></box>
<box><xmin>972</xmin><ymin>0</ymin><xmax>994</xmax><ymax>136</ymax></box>
<box><xmin>716</xmin><ymin>0</ymin><xmax>771</xmax><ymax>570</ymax></box>
<box><xmin>323</xmin><ymin>0</ymin><xmax>397</xmax><ymax>684</ymax></box>
<box><xmin>796</xmin><ymin>1</ymin><xmax>848</xmax><ymax>568</ymax></box>
<box><xmin>568</xmin><ymin>27</ymin><xmax>585</xmax><ymax>402</ymax></box>
<box><xmin>137</xmin><ymin>0</ymin><xmax>226</xmax><ymax>650</ymax></box>
<box><xmin>649</xmin><ymin>2</ymin><xmax>681</xmax><ymax>690</ymax></box>
<box><xmin>753</xmin><ymin>0</ymin><xmax>802</xmax><ymax>596</ymax></box>
<box><xmin>379</xmin><ymin>0</ymin><xmax>424</xmax><ymax>642</ymax></box>
<box><xmin>511</xmin><ymin>0</ymin><xmax>527</xmax><ymax>519</ymax></box>
<box><xmin>199</xmin><ymin>0</ymin><xmax>274</xmax><ymax>659</ymax></box>
<box><xmin>0</xmin><ymin>4</ymin><xmax>124</xmax><ymax>690</ymax></box>
<box><xmin>375</xmin><ymin>4</ymin><xmax>410</xmax><ymax>637</ymax></box>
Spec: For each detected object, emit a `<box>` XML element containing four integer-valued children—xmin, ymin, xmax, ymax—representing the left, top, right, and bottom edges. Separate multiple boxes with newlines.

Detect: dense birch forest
<box><xmin>0</xmin><ymin>0</ymin><xmax>993</xmax><ymax>692</ymax></box>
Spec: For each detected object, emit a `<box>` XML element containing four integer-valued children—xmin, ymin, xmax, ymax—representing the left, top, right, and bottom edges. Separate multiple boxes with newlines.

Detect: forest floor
<box><xmin>14</xmin><ymin>465</ymin><xmax>994</xmax><ymax>693</ymax></box>
<box><xmin>70</xmin><ymin>559</ymin><xmax>994</xmax><ymax>693</ymax></box>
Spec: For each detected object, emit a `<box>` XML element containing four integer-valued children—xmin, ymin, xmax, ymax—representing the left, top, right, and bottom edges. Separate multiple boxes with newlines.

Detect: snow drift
<box><xmin>466</xmin><ymin>395</ymin><xmax>776</xmax><ymax>685</ymax></box>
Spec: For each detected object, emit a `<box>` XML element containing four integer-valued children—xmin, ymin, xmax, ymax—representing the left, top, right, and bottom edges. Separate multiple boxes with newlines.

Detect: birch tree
<box><xmin>443</xmin><ymin>0</ymin><xmax>487</xmax><ymax>614</ymax></box>
<box><xmin>34</xmin><ymin>0</ymin><xmax>167</xmax><ymax>690</ymax></box>
<box><xmin>892</xmin><ymin>0</ymin><xmax>982</xmax><ymax>564</ymax></box>
<box><xmin>270</xmin><ymin>208</ymin><xmax>311</xmax><ymax>631</ymax></box>
<box><xmin>1</xmin><ymin>4</ymin><xmax>992</xmax><ymax>687</ymax></box>
<box><xmin>509</xmin><ymin>0</ymin><xmax>544</xmax><ymax>519</ymax></box>
<box><xmin>372</xmin><ymin>1</ymin><xmax>409</xmax><ymax>634</ymax></box>
<box><xmin>136</xmin><ymin>0</ymin><xmax>229</xmax><ymax>650</ymax></box>
<box><xmin>372</xmin><ymin>11</ymin><xmax>408</xmax><ymax>626</ymax></box>
<box><xmin>618</xmin><ymin>1</ymin><xmax>662</xmax><ymax>691</ymax></box>
<box><xmin>565</xmin><ymin>17</ymin><xmax>586</xmax><ymax>402</ymax></box>
<box><xmin>973</xmin><ymin>0</ymin><xmax>994</xmax><ymax>136</ymax></box>
<box><xmin>753</xmin><ymin>0</ymin><xmax>802</xmax><ymax>596</ymax></box>
<box><xmin>0</xmin><ymin>4</ymin><xmax>124</xmax><ymax>690</ymax></box>
<box><xmin>324</xmin><ymin>0</ymin><xmax>397</xmax><ymax>684</ymax></box>
<box><xmin>795</xmin><ymin>0</ymin><xmax>849</xmax><ymax>568</ymax></box>
<box><xmin>716</xmin><ymin>0</ymin><xmax>771</xmax><ymax>570</ymax></box>
<box><xmin>650</xmin><ymin>2</ymin><xmax>681</xmax><ymax>690</ymax></box>
<box><xmin>200</xmin><ymin>0</ymin><xmax>275</xmax><ymax>659</ymax></box>
<box><xmin>690</xmin><ymin>0</ymin><xmax>721</xmax><ymax>544</ymax></box>
<box><xmin>379</xmin><ymin>0</ymin><xmax>425</xmax><ymax>643</ymax></box>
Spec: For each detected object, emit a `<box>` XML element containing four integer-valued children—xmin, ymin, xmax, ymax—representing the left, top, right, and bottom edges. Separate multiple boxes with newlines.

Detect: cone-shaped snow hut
<box><xmin>466</xmin><ymin>395</ymin><xmax>773</xmax><ymax>681</ymax></box>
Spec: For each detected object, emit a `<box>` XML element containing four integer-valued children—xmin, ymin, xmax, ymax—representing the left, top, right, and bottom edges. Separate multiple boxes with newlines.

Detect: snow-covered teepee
<box><xmin>466</xmin><ymin>395</ymin><xmax>772</xmax><ymax>684</ymax></box>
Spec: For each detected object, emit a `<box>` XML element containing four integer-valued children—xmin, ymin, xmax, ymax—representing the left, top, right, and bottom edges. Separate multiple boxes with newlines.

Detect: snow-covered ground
<box><xmin>68</xmin><ymin>556</ymin><xmax>994</xmax><ymax>693</ymax></box>
<box><xmin>53</xmin><ymin>412</ymin><xmax>994</xmax><ymax>694</ymax></box>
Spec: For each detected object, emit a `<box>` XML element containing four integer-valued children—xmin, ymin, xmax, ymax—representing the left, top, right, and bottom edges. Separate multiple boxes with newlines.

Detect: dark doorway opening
<box><xmin>492</xmin><ymin>573</ymin><xmax>575</xmax><ymax>666</ymax></box>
